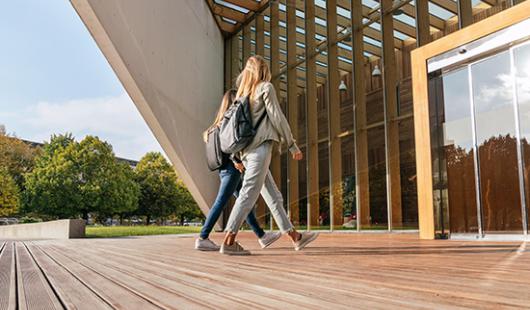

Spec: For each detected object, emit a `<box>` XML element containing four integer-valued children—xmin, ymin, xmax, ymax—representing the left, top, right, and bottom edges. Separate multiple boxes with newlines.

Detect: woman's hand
<box><xmin>292</xmin><ymin>150</ymin><xmax>303</xmax><ymax>161</ymax></box>
<box><xmin>234</xmin><ymin>162</ymin><xmax>245</xmax><ymax>173</ymax></box>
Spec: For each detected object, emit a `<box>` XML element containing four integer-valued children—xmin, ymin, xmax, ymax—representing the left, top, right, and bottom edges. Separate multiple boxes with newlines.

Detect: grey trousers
<box><xmin>225</xmin><ymin>141</ymin><xmax>294</xmax><ymax>234</ymax></box>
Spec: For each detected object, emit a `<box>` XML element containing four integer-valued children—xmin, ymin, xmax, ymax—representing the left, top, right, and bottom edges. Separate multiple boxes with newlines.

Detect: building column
<box><xmin>381</xmin><ymin>0</ymin><xmax>402</xmax><ymax>229</ymax></box>
<box><xmin>351</xmin><ymin>0</ymin><xmax>370</xmax><ymax>228</ymax></box>
<box><xmin>457</xmin><ymin>0</ymin><xmax>473</xmax><ymax>29</ymax></box>
<box><xmin>255</xmin><ymin>13</ymin><xmax>267</xmax><ymax>225</ymax></box>
<box><xmin>230</xmin><ymin>35</ymin><xmax>240</xmax><ymax>87</ymax></box>
<box><xmin>269</xmin><ymin>0</ymin><xmax>281</xmax><ymax>198</ymax></box>
<box><xmin>242</xmin><ymin>23</ymin><xmax>252</xmax><ymax>65</ymax></box>
<box><xmin>415</xmin><ymin>0</ymin><xmax>431</xmax><ymax>47</ymax></box>
<box><xmin>305</xmin><ymin>0</ymin><xmax>320</xmax><ymax>228</ymax></box>
<box><xmin>286</xmin><ymin>0</ymin><xmax>299</xmax><ymax>225</ymax></box>
<box><xmin>327</xmin><ymin>0</ymin><xmax>343</xmax><ymax>229</ymax></box>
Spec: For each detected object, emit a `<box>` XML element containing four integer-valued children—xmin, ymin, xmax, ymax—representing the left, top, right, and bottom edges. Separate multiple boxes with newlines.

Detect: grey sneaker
<box><xmin>220</xmin><ymin>241</ymin><xmax>251</xmax><ymax>256</ymax></box>
<box><xmin>195</xmin><ymin>238</ymin><xmax>220</xmax><ymax>251</ymax></box>
<box><xmin>293</xmin><ymin>231</ymin><xmax>319</xmax><ymax>251</ymax></box>
<box><xmin>258</xmin><ymin>231</ymin><xmax>281</xmax><ymax>249</ymax></box>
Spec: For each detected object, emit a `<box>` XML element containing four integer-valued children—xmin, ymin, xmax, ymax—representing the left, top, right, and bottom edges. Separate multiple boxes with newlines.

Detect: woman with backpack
<box><xmin>197</xmin><ymin>89</ymin><xmax>281</xmax><ymax>251</ymax></box>
<box><xmin>220</xmin><ymin>55</ymin><xmax>318</xmax><ymax>255</ymax></box>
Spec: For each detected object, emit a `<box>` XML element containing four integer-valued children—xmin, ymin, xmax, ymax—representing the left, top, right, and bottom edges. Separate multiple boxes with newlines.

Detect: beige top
<box><xmin>240</xmin><ymin>81</ymin><xmax>300</xmax><ymax>158</ymax></box>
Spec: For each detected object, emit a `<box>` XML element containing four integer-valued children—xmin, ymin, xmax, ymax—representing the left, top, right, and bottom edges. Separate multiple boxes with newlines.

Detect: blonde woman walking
<box><xmin>221</xmin><ymin>55</ymin><xmax>318</xmax><ymax>255</ymax></box>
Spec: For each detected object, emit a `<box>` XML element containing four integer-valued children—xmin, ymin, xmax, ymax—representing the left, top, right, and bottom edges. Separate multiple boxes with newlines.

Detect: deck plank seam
<box><xmin>62</xmin><ymin>244</ymin><xmax>312</xmax><ymax>309</ymax></box>
<box><xmin>42</xmin><ymin>245</ymin><xmax>168</xmax><ymax>310</ymax></box>
<box><xmin>31</xmin><ymin>242</ymin><xmax>129</xmax><ymax>310</ymax></box>
<box><xmin>45</xmin><ymin>244</ymin><xmax>230</xmax><ymax>310</ymax></box>
<box><xmin>23</xmin><ymin>242</ymin><xmax>70</xmax><ymax>310</ymax></box>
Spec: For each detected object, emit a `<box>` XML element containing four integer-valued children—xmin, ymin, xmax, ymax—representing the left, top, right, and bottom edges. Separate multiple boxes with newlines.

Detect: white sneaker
<box><xmin>220</xmin><ymin>241</ymin><xmax>251</xmax><ymax>256</ymax></box>
<box><xmin>195</xmin><ymin>238</ymin><xmax>220</xmax><ymax>251</ymax></box>
<box><xmin>258</xmin><ymin>231</ymin><xmax>281</xmax><ymax>249</ymax></box>
<box><xmin>293</xmin><ymin>231</ymin><xmax>319</xmax><ymax>251</ymax></box>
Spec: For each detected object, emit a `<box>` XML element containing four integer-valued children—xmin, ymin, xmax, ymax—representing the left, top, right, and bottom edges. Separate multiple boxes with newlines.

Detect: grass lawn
<box><xmin>85</xmin><ymin>225</ymin><xmax>202</xmax><ymax>238</ymax></box>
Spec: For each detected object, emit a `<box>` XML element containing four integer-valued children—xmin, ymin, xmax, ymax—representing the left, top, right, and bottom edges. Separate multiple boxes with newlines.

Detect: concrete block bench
<box><xmin>0</xmin><ymin>219</ymin><xmax>85</xmax><ymax>240</ymax></box>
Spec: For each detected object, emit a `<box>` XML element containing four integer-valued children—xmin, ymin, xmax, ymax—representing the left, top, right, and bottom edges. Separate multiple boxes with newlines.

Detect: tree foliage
<box><xmin>23</xmin><ymin>134</ymin><xmax>139</xmax><ymax>220</ymax></box>
<box><xmin>0</xmin><ymin>168</ymin><xmax>20</xmax><ymax>216</ymax></box>
<box><xmin>134</xmin><ymin>152</ymin><xmax>181</xmax><ymax>224</ymax></box>
<box><xmin>0</xmin><ymin>132</ymin><xmax>39</xmax><ymax>190</ymax></box>
<box><xmin>174</xmin><ymin>178</ymin><xmax>203</xmax><ymax>224</ymax></box>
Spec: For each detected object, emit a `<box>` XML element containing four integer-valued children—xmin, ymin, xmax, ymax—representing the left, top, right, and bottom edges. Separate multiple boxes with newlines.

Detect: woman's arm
<box><xmin>262</xmin><ymin>82</ymin><xmax>301</xmax><ymax>155</ymax></box>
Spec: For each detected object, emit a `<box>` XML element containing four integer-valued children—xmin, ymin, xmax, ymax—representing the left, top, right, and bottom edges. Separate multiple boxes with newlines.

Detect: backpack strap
<box><xmin>254</xmin><ymin>111</ymin><xmax>267</xmax><ymax>130</ymax></box>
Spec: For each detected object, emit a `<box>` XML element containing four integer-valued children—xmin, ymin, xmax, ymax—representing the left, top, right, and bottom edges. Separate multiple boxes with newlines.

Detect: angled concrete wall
<box><xmin>70</xmin><ymin>0</ymin><xmax>224</xmax><ymax>217</ymax></box>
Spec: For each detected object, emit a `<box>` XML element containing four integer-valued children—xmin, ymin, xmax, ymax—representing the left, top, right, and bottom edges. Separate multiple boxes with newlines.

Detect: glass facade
<box><xmin>429</xmin><ymin>36</ymin><xmax>530</xmax><ymax>237</ymax></box>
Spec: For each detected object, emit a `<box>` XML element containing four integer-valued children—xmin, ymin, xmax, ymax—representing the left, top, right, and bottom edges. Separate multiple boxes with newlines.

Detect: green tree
<box><xmin>0</xmin><ymin>168</ymin><xmax>20</xmax><ymax>216</ymax></box>
<box><xmin>0</xmin><ymin>132</ymin><xmax>40</xmax><ymax>190</ymax></box>
<box><xmin>24</xmin><ymin>134</ymin><xmax>139</xmax><ymax>220</ymax></box>
<box><xmin>135</xmin><ymin>152</ymin><xmax>181</xmax><ymax>225</ymax></box>
<box><xmin>174</xmin><ymin>178</ymin><xmax>203</xmax><ymax>225</ymax></box>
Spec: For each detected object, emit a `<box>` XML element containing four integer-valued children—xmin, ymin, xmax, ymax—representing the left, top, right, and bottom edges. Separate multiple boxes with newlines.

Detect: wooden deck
<box><xmin>1</xmin><ymin>233</ymin><xmax>530</xmax><ymax>309</ymax></box>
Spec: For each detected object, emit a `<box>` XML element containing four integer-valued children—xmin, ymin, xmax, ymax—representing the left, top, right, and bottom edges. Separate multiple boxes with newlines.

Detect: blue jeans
<box><xmin>200</xmin><ymin>162</ymin><xmax>265</xmax><ymax>239</ymax></box>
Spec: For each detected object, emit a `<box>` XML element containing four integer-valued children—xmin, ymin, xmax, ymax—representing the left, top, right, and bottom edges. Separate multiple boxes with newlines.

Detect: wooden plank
<box><xmin>305</xmin><ymin>0</ymin><xmax>320</xmax><ymax>228</ymax></box>
<box><xmin>255</xmin><ymin>14</ymin><xmax>265</xmax><ymax>57</ymax></box>
<box><xmin>223</xmin><ymin>0</ymin><xmax>260</xmax><ymax>11</ymax></box>
<box><xmin>327</xmin><ymin>0</ymin><xmax>343</xmax><ymax>228</ymax></box>
<box><xmin>242</xmin><ymin>23</ymin><xmax>252</xmax><ymax>65</ymax></box>
<box><xmin>458</xmin><ymin>0</ymin><xmax>473</xmax><ymax>28</ymax></box>
<box><xmin>287</xmin><ymin>0</ymin><xmax>299</xmax><ymax>225</ymax></box>
<box><xmin>57</xmin><ymin>243</ymin><xmax>324</xmax><ymax>309</ymax></box>
<box><xmin>17</xmin><ymin>234</ymin><xmax>530</xmax><ymax>309</ymax></box>
<box><xmin>39</xmin><ymin>243</ymin><xmax>161</xmax><ymax>309</ymax></box>
<box><xmin>25</xmin><ymin>243</ymin><xmax>112</xmax><ymax>310</ymax></box>
<box><xmin>15</xmin><ymin>242</ymin><xmax>63</xmax><ymax>310</ymax></box>
<box><xmin>224</xmin><ymin>39</ymin><xmax>231</xmax><ymax>91</ymax></box>
<box><xmin>254</xmin><ymin>13</ymin><xmax>267</xmax><ymax>224</ymax></box>
<box><xmin>230</xmin><ymin>35</ymin><xmax>240</xmax><ymax>88</ymax></box>
<box><xmin>415</xmin><ymin>0</ymin><xmax>431</xmax><ymax>47</ymax></box>
<box><xmin>412</xmin><ymin>0</ymin><xmax>530</xmax><ymax>239</ymax></box>
<box><xmin>212</xmin><ymin>3</ymin><xmax>247</xmax><ymax>23</ymax></box>
<box><xmin>381</xmin><ymin>0</ymin><xmax>402</xmax><ymax>229</ymax></box>
<box><xmin>270</xmin><ymin>0</ymin><xmax>282</xmax><ymax>190</ymax></box>
<box><xmin>351</xmin><ymin>0</ymin><xmax>370</xmax><ymax>228</ymax></box>
<box><xmin>0</xmin><ymin>242</ymin><xmax>16</xmax><ymax>310</ymax></box>
<box><xmin>44</xmin><ymin>244</ymin><xmax>213</xmax><ymax>309</ymax></box>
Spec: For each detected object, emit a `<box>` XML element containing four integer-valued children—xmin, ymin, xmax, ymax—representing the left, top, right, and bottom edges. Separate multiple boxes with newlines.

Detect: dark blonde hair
<box><xmin>203</xmin><ymin>89</ymin><xmax>237</xmax><ymax>142</ymax></box>
<box><xmin>236</xmin><ymin>55</ymin><xmax>271</xmax><ymax>99</ymax></box>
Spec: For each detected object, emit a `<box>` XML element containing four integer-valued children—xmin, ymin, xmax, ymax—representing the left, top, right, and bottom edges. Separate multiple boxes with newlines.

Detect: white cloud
<box><xmin>0</xmin><ymin>93</ymin><xmax>164</xmax><ymax>160</ymax></box>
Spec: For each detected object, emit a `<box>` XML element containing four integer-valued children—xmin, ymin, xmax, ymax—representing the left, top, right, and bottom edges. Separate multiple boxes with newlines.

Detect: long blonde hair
<box><xmin>236</xmin><ymin>55</ymin><xmax>271</xmax><ymax>99</ymax></box>
<box><xmin>203</xmin><ymin>89</ymin><xmax>237</xmax><ymax>142</ymax></box>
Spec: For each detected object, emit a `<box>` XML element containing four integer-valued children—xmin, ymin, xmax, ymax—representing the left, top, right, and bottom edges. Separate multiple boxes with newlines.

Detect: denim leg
<box><xmin>200</xmin><ymin>167</ymin><xmax>241</xmax><ymax>239</ymax></box>
<box><xmin>232</xmin><ymin>178</ymin><xmax>265</xmax><ymax>238</ymax></box>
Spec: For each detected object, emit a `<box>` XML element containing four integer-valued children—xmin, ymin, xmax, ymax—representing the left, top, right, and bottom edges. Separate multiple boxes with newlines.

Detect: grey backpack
<box><xmin>219</xmin><ymin>96</ymin><xmax>266</xmax><ymax>154</ymax></box>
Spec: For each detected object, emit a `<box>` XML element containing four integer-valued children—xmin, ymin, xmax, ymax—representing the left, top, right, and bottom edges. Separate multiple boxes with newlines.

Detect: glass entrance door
<box><xmin>429</xmin><ymin>40</ymin><xmax>530</xmax><ymax>238</ymax></box>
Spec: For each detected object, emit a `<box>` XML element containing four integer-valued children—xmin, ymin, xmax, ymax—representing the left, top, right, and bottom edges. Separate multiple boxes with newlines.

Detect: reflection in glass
<box><xmin>514</xmin><ymin>43</ymin><xmax>530</xmax><ymax>232</ymax></box>
<box><xmin>472</xmin><ymin>51</ymin><xmax>522</xmax><ymax>233</ymax></box>
<box><xmin>367</xmin><ymin>126</ymin><xmax>388</xmax><ymax>230</ymax></box>
<box><xmin>430</xmin><ymin>68</ymin><xmax>478</xmax><ymax>234</ymax></box>
<box><xmin>341</xmin><ymin>135</ymin><xmax>357</xmax><ymax>230</ymax></box>
<box><xmin>398</xmin><ymin>118</ymin><xmax>418</xmax><ymax>229</ymax></box>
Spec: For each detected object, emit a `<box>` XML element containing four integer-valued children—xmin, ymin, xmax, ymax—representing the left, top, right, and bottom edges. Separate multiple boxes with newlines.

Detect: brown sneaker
<box><xmin>293</xmin><ymin>231</ymin><xmax>319</xmax><ymax>251</ymax></box>
<box><xmin>220</xmin><ymin>241</ymin><xmax>251</xmax><ymax>255</ymax></box>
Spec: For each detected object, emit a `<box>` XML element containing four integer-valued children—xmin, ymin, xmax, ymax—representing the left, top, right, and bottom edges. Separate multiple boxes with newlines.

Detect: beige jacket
<box><xmin>240</xmin><ymin>81</ymin><xmax>300</xmax><ymax>158</ymax></box>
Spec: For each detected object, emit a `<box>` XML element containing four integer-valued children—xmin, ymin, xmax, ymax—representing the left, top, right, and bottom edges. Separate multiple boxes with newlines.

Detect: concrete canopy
<box><xmin>70</xmin><ymin>0</ymin><xmax>225</xmax><ymax>222</ymax></box>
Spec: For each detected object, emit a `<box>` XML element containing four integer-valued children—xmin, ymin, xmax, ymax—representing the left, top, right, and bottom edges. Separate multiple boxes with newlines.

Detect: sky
<box><xmin>0</xmin><ymin>0</ymin><xmax>164</xmax><ymax>161</ymax></box>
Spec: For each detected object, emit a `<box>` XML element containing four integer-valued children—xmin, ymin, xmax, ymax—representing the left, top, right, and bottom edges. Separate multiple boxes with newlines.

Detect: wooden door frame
<box><xmin>411</xmin><ymin>1</ymin><xmax>530</xmax><ymax>239</ymax></box>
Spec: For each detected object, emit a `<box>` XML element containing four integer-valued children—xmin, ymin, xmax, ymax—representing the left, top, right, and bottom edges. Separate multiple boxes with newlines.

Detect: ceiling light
<box><xmin>372</xmin><ymin>65</ymin><xmax>382</xmax><ymax>77</ymax></box>
<box><xmin>339</xmin><ymin>80</ymin><xmax>348</xmax><ymax>92</ymax></box>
